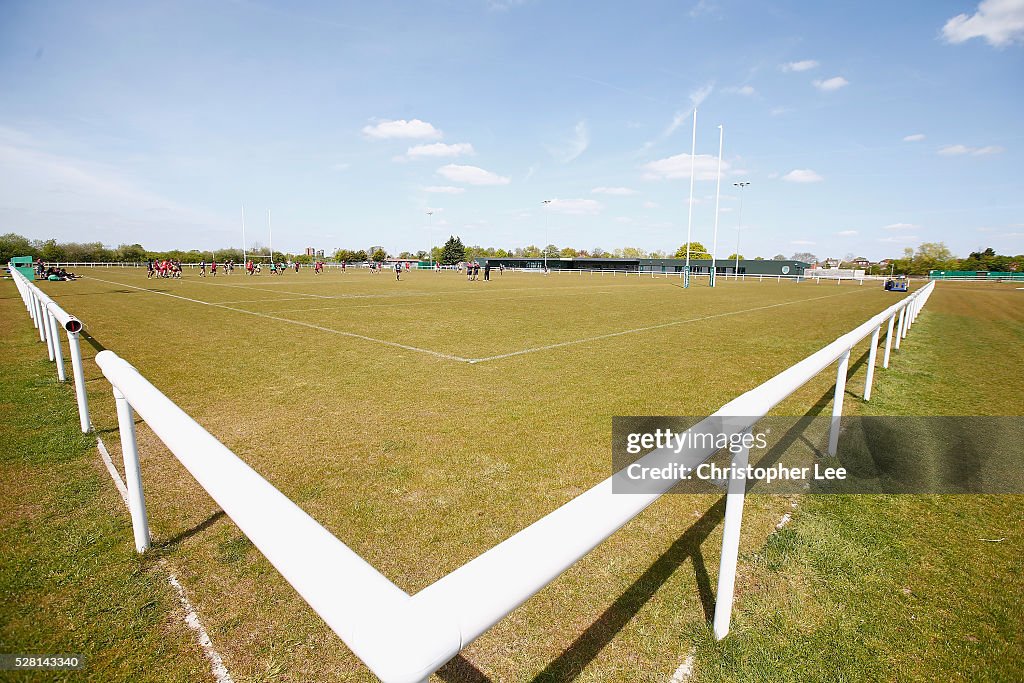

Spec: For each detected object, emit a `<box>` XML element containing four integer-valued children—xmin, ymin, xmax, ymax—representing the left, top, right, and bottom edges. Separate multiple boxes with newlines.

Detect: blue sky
<box><xmin>1</xmin><ymin>0</ymin><xmax>1022</xmax><ymax>260</ymax></box>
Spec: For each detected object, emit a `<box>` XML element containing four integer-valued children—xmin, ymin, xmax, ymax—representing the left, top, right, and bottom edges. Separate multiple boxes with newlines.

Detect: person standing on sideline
<box><xmin>484</xmin><ymin>261</ymin><xmax>490</xmax><ymax>281</ymax></box>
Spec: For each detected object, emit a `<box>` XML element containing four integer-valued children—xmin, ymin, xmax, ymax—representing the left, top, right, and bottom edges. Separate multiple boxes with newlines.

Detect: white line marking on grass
<box><xmin>668</xmin><ymin>650</ymin><xmax>695</xmax><ymax>683</ymax></box>
<box><xmin>468</xmin><ymin>289</ymin><xmax>869</xmax><ymax>364</ymax></box>
<box><xmin>95</xmin><ymin>439</ymin><xmax>235</xmax><ymax>683</ymax></box>
<box><xmin>776</xmin><ymin>499</ymin><xmax>798</xmax><ymax>530</ymax></box>
<box><xmin>262</xmin><ymin>289</ymin><xmax>620</xmax><ymax>315</ymax></box>
<box><xmin>196</xmin><ymin>281</ymin><xmax>653</xmax><ymax>307</ymax></box>
<box><xmin>213</xmin><ymin>297</ymin><xmax>322</xmax><ymax>305</ymax></box>
<box><xmin>197</xmin><ymin>280</ymin><xmax>334</xmax><ymax>299</ymax></box>
<box><xmin>85</xmin><ymin>276</ymin><xmax>472</xmax><ymax>362</ymax></box>
<box><xmin>166</xmin><ymin>568</ymin><xmax>235</xmax><ymax>683</ymax></box>
<box><xmin>96</xmin><ymin>436</ymin><xmax>130</xmax><ymax>507</ymax></box>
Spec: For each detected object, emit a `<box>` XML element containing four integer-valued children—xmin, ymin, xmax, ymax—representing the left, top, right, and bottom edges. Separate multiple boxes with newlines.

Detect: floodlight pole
<box><xmin>268</xmin><ymin>209</ymin><xmax>273</xmax><ymax>263</ymax></box>
<box><xmin>711</xmin><ymin>124</ymin><xmax>723</xmax><ymax>287</ymax></box>
<box><xmin>684</xmin><ymin>108</ymin><xmax>697</xmax><ymax>285</ymax></box>
<box><xmin>733</xmin><ymin>182</ymin><xmax>750</xmax><ymax>278</ymax></box>
<box><xmin>542</xmin><ymin>199</ymin><xmax>552</xmax><ymax>270</ymax></box>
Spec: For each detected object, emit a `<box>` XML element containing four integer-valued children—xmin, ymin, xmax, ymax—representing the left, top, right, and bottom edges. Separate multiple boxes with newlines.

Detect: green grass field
<box><xmin>2</xmin><ymin>269</ymin><xmax>1021</xmax><ymax>682</ymax></box>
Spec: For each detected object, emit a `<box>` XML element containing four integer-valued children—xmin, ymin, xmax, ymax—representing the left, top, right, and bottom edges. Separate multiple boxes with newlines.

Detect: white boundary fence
<box><xmin>36</xmin><ymin>262</ymin><xmax>881</xmax><ymax>284</ymax></box>
<box><xmin>7</xmin><ymin>262</ymin><xmax>934</xmax><ymax>682</ymax></box>
<box><xmin>10</xmin><ymin>267</ymin><xmax>91</xmax><ymax>432</ymax></box>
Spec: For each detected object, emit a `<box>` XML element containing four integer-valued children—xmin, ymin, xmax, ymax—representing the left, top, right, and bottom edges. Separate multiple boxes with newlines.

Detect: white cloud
<box><xmin>591</xmin><ymin>186</ymin><xmax>637</xmax><ymax>195</ymax></box>
<box><xmin>884</xmin><ymin>222</ymin><xmax>919</xmax><ymax>230</ymax></box>
<box><xmin>938</xmin><ymin>143</ymin><xmax>1005</xmax><ymax>155</ymax></box>
<box><xmin>642</xmin><ymin>153</ymin><xmax>731</xmax><ymax>180</ymax></box>
<box><xmin>436</xmin><ymin>164</ymin><xmax>510</xmax><ymax>186</ymax></box>
<box><xmin>642</xmin><ymin>201</ymin><xmax>660</xmax><ymax>209</ymax></box>
<box><xmin>879</xmin><ymin>235</ymin><xmax>919</xmax><ymax>243</ymax></box>
<box><xmin>423</xmin><ymin>185</ymin><xmax>465</xmax><ymax>194</ymax></box>
<box><xmin>837</xmin><ymin>230</ymin><xmax>859</xmax><ymax>236</ymax></box>
<box><xmin>690</xmin><ymin>83</ymin><xmax>714</xmax><ymax>108</ymax></box>
<box><xmin>689</xmin><ymin>0</ymin><xmax>720</xmax><ymax>18</ymax></box>
<box><xmin>942</xmin><ymin>0</ymin><xmax>1024</xmax><ymax>47</ymax></box>
<box><xmin>813</xmin><ymin>76</ymin><xmax>849</xmax><ymax>92</ymax></box>
<box><xmin>331</xmin><ymin>162</ymin><xmax>351</xmax><ymax>171</ymax></box>
<box><xmin>0</xmin><ymin>127</ymin><xmax>217</xmax><ymax>228</ymax></box>
<box><xmin>640</xmin><ymin>84</ymin><xmax>715</xmax><ymax>152</ymax></box>
<box><xmin>903</xmin><ymin>133</ymin><xmax>926</xmax><ymax>142</ymax></box>
<box><xmin>362</xmin><ymin>118</ymin><xmax>442</xmax><ymax>140</ymax></box>
<box><xmin>406</xmin><ymin>142</ymin><xmax>474</xmax><ymax>158</ymax></box>
<box><xmin>791</xmin><ymin>240</ymin><xmax>816</xmax><ymax>245</ymax></box>
<box><xmin>553</xmin><ymin>120</ymin><xmax>589</xmax><ymax>163</ymax></box>
<box><xmin>726</xmin><ymin>85</ymin><xmax>756</xmax><ymax>96</ymax></box>
<box><xmin>782</xmin><ymin>169</ymin><xmax>823</xmax><ymax>183</ymax></box>
<box><xmin>546</xmin><ymin>198</ymin><xmax>602</xmax><ymax>215</ymax></box>
<box><xmin>782</xmin><ymin>59</ymin><xmax>819</xmax><ymax>72</ymax></box>
<box><xmin>662</xmin><ymin>111</ymin><xmax>690</xmax><ymax>139</ymax></box>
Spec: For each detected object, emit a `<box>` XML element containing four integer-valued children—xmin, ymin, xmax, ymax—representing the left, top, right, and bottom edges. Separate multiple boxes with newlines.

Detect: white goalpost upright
<box><xmin>241</xmin><ymin>204</ymin><xmax>247</xmax><ymax>265</ymax></box>
<box><xmin>240</xmin><ymin>204</ymin><xmax>276</xmax><ymax>267</ymax></box>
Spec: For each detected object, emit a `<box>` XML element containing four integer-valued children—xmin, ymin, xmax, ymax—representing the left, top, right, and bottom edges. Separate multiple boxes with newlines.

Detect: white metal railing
<box><xmin>9</xmin><ymin>267</ymin><xmax>91</xmax><ymax>432</ymax></box>
<box><xmin>6</xmin><ymin>260</ymin><xmax>934</xmax><ymax>682</ymax></box>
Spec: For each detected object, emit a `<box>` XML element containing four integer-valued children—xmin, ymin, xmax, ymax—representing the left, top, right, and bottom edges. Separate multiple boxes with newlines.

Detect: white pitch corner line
<box><xmin>469</xmin><ymin>288</ymin><xmax>868</xmax><ymax>364</ymax></box>
<box><xmin>95</xmin><ymin>436</ymin><xmax>234</xmax><ymax>683</ymax></box>
<box><xmin>85</xmin><ymin>275</ymin><xmax>471</xmax><ymax>363</ymax></box>
<box><xmin>668</xmin><ymin>649</ymin><xmax>696</xmax><ymax>683</ymax></box>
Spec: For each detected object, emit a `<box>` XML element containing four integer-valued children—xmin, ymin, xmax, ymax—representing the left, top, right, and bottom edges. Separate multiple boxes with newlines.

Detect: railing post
<box><xmin>35</xmin><ymin>295</ymin><xmax>47</xmax><ymax>342</ymax></box>
<box><xmin>47</xmin><ymin>310</ymin><xmax>67</xmax><ymax>382</ymax></box>
<box><xmin>894</xmin><ymin>307</ymin><xmax>906</xmax><ymax>349</ymax></box>
<box><xmin>42</xmin><ymin>307</ymin><xmax>56</xmax><ymax>361</ymax></box>
<box><xmin>882</xmin><ymin>315</ymin><xmax>895</xmax><ymax>369</ymax></box>
<box><xmin>863</xmin><ymin>326</ymin><xmax>880</xmax><ymax>401</ymax></box>
<box><xmin>113</xmin><ymin>387</ymin><xmax>150</xmax><ymax>552</ymax></box>
<box><xmin>828</xmin><ymin>349</ymin><xmax>850</xmax><ymax>455</ymax></box>
<box><xmin>713</xmin><ymin>431</ymin><xmax>750</xmax><ymax>640</ymax></box>
<box><xmin>66</xmin><ymin>330</ymin><xmax>91</xmax><ymax>432</ymax></box>
<box><xmin>27</xmin><ymin>288</ymin><xmax>37</xmax><ymax>327</ymax></box>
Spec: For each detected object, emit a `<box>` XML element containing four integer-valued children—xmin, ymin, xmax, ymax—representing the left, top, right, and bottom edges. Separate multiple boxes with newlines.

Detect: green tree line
<box><xmin>3</xmin><ymin>232</ymin><xmax>1019</xmax><ymax>275</ymax></box>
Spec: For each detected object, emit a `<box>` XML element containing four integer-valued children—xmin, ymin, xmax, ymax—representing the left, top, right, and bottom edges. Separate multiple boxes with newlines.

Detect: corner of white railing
<box><xmin>347</xmin><ymin>601</ymin><xmax>462</xmax><ymax>683</ymax></box>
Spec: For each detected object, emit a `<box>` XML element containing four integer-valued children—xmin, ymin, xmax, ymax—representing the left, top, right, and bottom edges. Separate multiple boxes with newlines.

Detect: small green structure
<box><xmin>9</xmin><ymin>256</ymin><xmax>35</xmax><ymax>281</ymax></box>
<box><xmin>929</xmin><ymin>270</ymin><xmax>1024</xmax><ymax>281</ymax></box>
